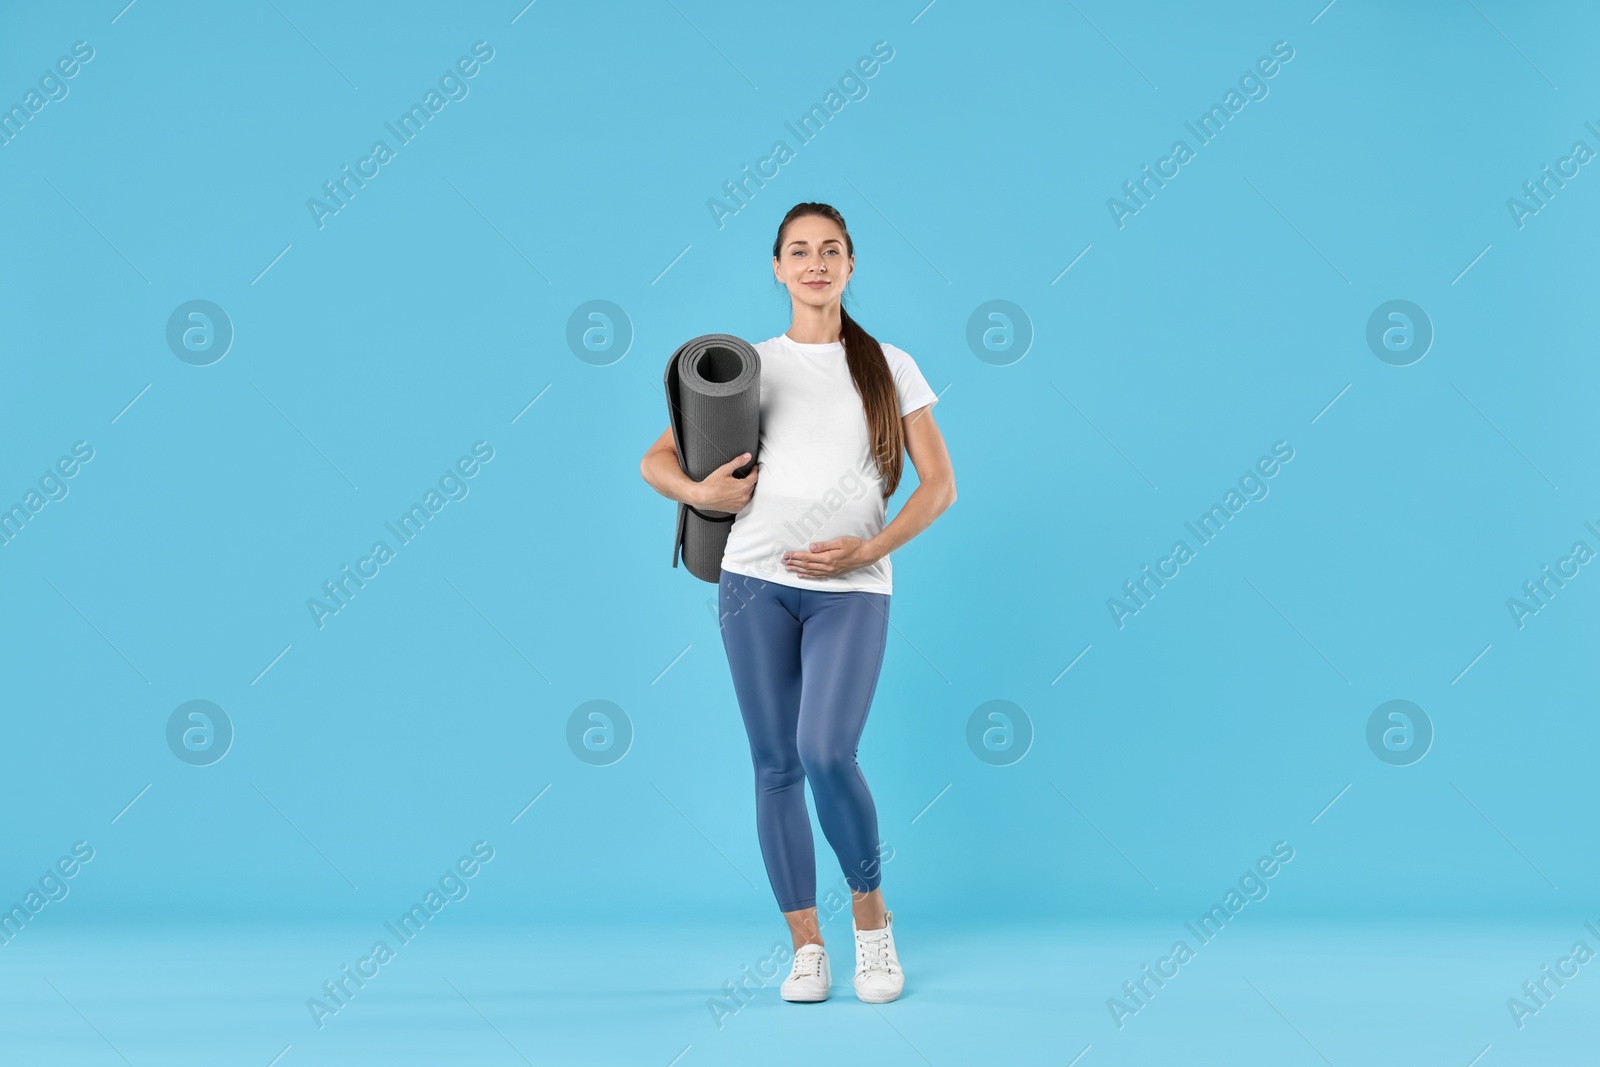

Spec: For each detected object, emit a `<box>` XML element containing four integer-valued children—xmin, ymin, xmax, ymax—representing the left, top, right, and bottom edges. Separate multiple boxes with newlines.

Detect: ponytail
<box><xmin>839</xmin><ymin>306</ymin><xmax>904</xmax><ymax>497</ymax></box>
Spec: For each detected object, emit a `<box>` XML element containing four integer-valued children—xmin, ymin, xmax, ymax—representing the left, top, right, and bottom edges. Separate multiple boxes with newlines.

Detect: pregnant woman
<box><xmin>640</xmin><ymin>202</ymin><xmax>956</xmax><ymax>1004</ymax></box>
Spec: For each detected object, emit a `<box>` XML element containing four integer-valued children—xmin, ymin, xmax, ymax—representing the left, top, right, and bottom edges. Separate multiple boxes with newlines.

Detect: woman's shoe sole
<box><xmin>853</xmin><ymin>985</ymin><xmax>902</xmax><ymax>1003</ymax></box>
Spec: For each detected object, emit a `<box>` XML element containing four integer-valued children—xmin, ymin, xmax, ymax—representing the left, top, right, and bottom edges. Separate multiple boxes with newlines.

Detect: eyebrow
<box><xmin>786</xmin><ymin>238</ymin><xmax>843</xmax><ymax>248</ymax></box>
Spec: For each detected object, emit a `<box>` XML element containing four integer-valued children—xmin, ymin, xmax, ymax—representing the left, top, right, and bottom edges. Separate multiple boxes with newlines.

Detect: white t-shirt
<box><xmin>719</xmin><ymin>332</ymin><xmax>938</xmax><ymax>595</ymax></box>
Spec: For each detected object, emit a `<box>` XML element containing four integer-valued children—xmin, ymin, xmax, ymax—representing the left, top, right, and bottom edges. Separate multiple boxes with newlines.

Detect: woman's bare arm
<box><xmin>640</xmin><ymin>427</ymin><xmax>701</xmax><ymax>506</ymax></box>
<box><xmin>863</xmin><ymin>404</ymin><xmax>956</xmax><ymax>561</ymax></box>
<box><xmin>640</xmin><ymin>427</ymin><xmax>758</xmax><ymax>512</ymax></box>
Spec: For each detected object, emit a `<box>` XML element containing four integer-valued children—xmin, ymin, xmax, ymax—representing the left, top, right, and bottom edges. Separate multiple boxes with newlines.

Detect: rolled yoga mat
<box><xmin>663</xmin><ymin>333</ymin><xmax>761</xmax><ymax>583</ymax></box>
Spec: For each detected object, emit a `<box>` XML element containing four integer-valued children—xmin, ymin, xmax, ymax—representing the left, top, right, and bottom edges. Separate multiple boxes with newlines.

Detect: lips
<box><xmin>803</xmin><ymin>280</ymin><xmax>829</xmax><ymax>288</ymax></box>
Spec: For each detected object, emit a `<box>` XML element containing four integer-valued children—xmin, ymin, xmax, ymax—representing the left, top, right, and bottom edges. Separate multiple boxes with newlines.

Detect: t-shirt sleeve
<box><xmin>883</xmin><ymin>344</ymin><xmax>938</xmax><ymax>418</ymax></box>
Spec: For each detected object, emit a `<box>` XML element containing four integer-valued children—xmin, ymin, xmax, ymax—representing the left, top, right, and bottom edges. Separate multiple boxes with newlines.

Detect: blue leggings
<box><xmin>717</xmin><ymin>568</ymin><xmax>891</xmax><ymax>913</ymax></box>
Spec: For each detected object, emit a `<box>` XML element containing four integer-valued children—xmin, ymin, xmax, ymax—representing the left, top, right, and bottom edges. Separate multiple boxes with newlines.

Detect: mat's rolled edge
<box><xmin>663</xmin><ymin>350</ymin><xmax>688</xmax><ymax>571</ymax></box>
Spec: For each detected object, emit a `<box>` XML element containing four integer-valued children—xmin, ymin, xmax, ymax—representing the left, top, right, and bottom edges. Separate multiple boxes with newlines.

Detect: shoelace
<box><xmin>856</xmin><ymin>930</ymin><xmax>895</xmax><ymax>974</ymax></box>
<box><xmin>791</xmin><ymin>948</ymin><xmax>825</xmax><ymax>980</ymax></box>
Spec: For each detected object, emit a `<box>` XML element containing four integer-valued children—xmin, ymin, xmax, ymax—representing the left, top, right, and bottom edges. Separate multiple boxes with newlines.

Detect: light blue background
<box><xmin>2</xmin><ymin>0</ymin><xmax>1596</xmax><ymax>1063</ymax></box>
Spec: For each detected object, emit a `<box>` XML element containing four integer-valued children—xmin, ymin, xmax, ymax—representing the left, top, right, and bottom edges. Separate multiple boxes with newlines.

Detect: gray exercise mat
<box><xmin>663</xmin><ymin>333</ymin><xmax>761</xmax><ymax>583</ymax></box>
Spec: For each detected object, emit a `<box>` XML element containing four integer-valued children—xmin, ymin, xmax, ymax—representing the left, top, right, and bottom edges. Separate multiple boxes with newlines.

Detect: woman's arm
<box><xmin>781</xmin><ymin>403</ymin><xmax>955</xmax><ymax>579</ymax></box>
<box><xmin>640</xmin><ymin>427</ymin><xmax>704</xmax><ymax>507</ymax></box>
<box><xmin>640</xmin><ymin>427</ymin><xmax>758</xmax><ymax>512</ymax></box>
<box><xmin>863</xmin><ymin>404</ymin><xmax>956</xmax><ymax>561</ymax></box>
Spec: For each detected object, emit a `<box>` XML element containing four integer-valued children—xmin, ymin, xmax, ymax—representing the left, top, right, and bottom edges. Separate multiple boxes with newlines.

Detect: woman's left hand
<box><xmin>783</xmin><ymin>536</ymin><xmax>879</xmax><ymax>579</ymax></box>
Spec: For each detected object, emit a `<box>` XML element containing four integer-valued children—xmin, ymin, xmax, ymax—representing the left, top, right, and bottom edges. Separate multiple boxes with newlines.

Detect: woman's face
<box><xmin>773</xmin><ymin>215</ymin><xmax>853</xmax><ymax>310</ymax></box>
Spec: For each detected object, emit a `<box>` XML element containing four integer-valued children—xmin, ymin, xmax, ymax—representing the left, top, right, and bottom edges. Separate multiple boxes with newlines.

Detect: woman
<box><xmin>641</xmin><ymin>202</ymin><xmax>956</xmax><ymax>1004</ymax></box>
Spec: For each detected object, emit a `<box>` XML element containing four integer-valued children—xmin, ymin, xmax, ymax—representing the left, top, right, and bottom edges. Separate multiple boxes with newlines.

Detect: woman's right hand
<box><xmin>696</xmin><ymin>452</ymin><xmax>758</xmax><ymax>513</ymax></box>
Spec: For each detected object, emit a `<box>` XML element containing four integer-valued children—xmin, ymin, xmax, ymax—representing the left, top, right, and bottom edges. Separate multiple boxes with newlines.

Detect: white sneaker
<box><xmin>780</xmin><ymin>943</ymin><xmax>830</xmax><ymax>1002</ymax></box>
<box><xmin>852</xmin><ymin>910</ymin><xmax>904</xmax><ymax>1003</ymax></box>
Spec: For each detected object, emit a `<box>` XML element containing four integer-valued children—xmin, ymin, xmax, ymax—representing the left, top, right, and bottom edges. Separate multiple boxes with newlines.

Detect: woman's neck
<box><xmin>786</xmin><ymin>303</ymin><xmax>842</xmax><ymax>345</ymax></box>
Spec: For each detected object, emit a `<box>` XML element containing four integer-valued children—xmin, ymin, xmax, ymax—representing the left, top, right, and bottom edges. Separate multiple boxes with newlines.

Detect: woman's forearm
<box><xmin>865</xmin><ymin>477</ymin><xmax>955</xmax><ymax>562</ymax></box>
<box><xmin>640</xmin><ymin>448</ymin><xmax>706</xmax><ymax>508</ymax></box>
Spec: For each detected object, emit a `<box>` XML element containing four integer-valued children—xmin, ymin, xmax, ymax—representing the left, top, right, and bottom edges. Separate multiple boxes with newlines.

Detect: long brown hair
<box><xmin>772</xmin><ymin>202</ymin><xmax>905</xmax><ymax>497</ymax></box>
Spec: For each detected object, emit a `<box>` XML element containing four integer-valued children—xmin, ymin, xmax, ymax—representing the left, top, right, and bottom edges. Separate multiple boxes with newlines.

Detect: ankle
<box><xmin>849</xmin><ymin>889</ymin><xmax>887</xmax><ymax>930</ymax></box>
